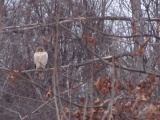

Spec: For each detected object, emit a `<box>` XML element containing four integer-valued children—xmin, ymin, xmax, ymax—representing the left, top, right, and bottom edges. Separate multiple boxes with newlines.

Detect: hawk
<box><xmin>34</xmin><ymin>46</ymin><xmax>48</xmax><ymax>79</ymax></box>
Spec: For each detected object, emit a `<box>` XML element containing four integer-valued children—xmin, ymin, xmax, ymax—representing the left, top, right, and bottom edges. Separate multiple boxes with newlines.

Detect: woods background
<box><xmin>0</xmin><ymin>0</ymin><xmax>160</xmax><ymax>120</ymax></box>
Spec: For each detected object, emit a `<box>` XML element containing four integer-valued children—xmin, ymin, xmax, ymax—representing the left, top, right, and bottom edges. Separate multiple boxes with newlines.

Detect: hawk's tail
<box><xmin>39</xmin><ymin>71</ymin><xmax>44</xmax><ymax>79</ymax></box>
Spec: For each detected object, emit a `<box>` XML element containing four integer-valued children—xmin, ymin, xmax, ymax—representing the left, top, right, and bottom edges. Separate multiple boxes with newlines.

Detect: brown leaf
<box><xmin>94</xmin><ymin>98</ymin><xmax>101</xmax><ymax>105</ymax></box>
<box><xmin>72</xmin><ymin>110</ymin><xmax>81</xmax><ymax>118</ymax></box>
<box><xmin>64</xmin><ymin>107</ymin><xmax>70</xmax><ymax>118</ymax></box>
<box><xmin>101</xmin><ymin>87</ymin><xmax>109</xmax><ymax>96</ymax></box>
<box><xmin>45</xmin><ymin>86</ymin><xmax>52</xmax><ymax>100</ymax></box>
<box><xmin>64</xmin><ymin>107</ymin><xmax>70</xmax><ymax>114</ymax></box>
<box><xmin>115</xmin><ymin>81</ymin><xmax>123</xmax><ymax>91</ymax></box>
<box><xmin>94</xmin><ymin>77</ymin><xmax>102</xmax><ymax>89</ymax></box>
<box><xmin>136</xmin><ymin>47</ymin><xmax>145</xmax><ymax>55</ymax></box>
<box><xmin>129</xmin><ymin>82</ymin><xmax>134</xmax><ymax>91</ymax></box>
<box><xmin>8</xmin><ymin>70</ymin><xmax>17</xmax><ymax>86</ymax></box>
<box><xmin>145</xmin><ymin>104</ymin><xmax>160</xmax><ymax>119</ymax></box>
<box><xmin>88</xmin><ymin>38</ymin><xmax>95</xmax><ymax>45</ymax></box>
<box><xmin>8</xmin><ymin>70</ymin><xmax>17</xmax><ymax>80</ymax></box>
<box><xmin>82</xmin><ymin>34</ymin><xmax>88</xmax><ymax>40</ymax></box>
<box><xmin>82</xmin><ymin>34</ymin><xmax>95</xmax><ymax>45</ymax></box>
<box><xmin>125</xmin><ymin>101</ymin><xmax>132</xmax><ymax>107</ymax></box>
<box><xmin>79</xmin><ymin>98</ymin><xmax>85</xmax><ymax>105</ymax></box>
<box><xmin>60</xmin><ymin>114</ymin><xmax>65</xmax><ymax>120</ymax></box>
<box><xmin>149</xmin><ymin>74</ymin><xmax>156</xmax><ymax>83</ymax></box>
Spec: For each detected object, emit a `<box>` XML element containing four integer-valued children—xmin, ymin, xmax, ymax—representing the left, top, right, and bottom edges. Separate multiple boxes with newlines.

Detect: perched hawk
<box><xmin>34</xmin><ymin>46</ymin><xmax>48</xmax><ymax>79</ymax></box>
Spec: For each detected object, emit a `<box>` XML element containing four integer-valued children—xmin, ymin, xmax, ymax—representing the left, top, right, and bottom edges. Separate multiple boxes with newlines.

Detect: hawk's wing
<box><xmin>41</xmin><ymin>51</ymin><xmax>48</xmax><ymax>67</ymax></box>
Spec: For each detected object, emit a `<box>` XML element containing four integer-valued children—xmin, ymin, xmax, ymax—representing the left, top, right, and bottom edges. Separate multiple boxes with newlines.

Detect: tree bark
<box><xmin>130</xmin><ymin>0</ymin><xmax>145</xmax><ymax>70</ymax></box>
<box><xmin>0</xmin><ymin>0</ymin><xmax>4</xmax><ymax>36</ymax></box>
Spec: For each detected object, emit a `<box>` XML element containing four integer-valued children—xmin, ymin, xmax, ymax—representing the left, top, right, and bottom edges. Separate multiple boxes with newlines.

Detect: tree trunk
<box><xmin>130</xmin><ymin>0</ymin><xmax>145</xmax><ymax>70</ymax></box>
<box><xmin>0</xmin><ymin>0</ymin><xmax>4</xmax><ymax>36</ymax></box>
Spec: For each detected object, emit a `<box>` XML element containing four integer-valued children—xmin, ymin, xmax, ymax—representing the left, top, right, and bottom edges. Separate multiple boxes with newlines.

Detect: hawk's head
<box><xmin>36</xmin><ymin>46</ymin><xmax>45</xmax><ymax>52</ymax></box>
